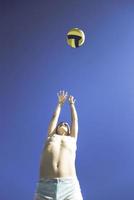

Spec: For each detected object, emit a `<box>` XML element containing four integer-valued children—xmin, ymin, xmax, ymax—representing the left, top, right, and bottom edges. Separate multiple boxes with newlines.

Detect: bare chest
<box><xmin>43</xmin><ymin>134</ymin><xmax>77</xmax><ymax>153</ymax></box>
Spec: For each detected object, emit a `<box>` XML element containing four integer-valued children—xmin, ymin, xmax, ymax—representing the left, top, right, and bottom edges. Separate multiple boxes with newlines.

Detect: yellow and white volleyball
<box><xmin>66</xmin><ymin>28</ymin><xmax>85</xmax><ymax>48</ymax></box>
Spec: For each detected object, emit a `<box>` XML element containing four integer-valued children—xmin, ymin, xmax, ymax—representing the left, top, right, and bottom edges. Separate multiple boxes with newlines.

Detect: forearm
<box><xmin>48</xmin><ymin>102</ymin><xmax>63</xmax><ymax>133</ymax></box>
<box><xmin>52</xmin><ymin>102</ymin><xmax>63</xmax><ymax>121</ymax></box>
<box><xmin>70</xmin><ymin>103</ymin><xmax>78</xmax><ymax>138</ymax></box>
<box><xmin>70</xmin><ymin>103</ymin><xmax>78</xmax><ymax>121</ymax></box>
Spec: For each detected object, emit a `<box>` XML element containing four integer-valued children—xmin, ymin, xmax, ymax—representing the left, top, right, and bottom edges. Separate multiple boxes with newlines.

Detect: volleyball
<box><xmin>66</xmin><ymin>28</ymin><xmax>85</xmax><ymax>48</ymax></box>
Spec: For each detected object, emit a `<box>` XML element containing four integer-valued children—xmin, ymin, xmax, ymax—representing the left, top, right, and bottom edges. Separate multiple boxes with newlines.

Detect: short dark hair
<box><xmin>56</xmin><ymin>121</ymin><xmax>70</xmax><ymax>135</ymax></box>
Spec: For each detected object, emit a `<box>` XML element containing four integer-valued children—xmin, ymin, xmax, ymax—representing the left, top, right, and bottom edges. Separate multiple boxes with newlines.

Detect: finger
<box><xmin>63</xmin><ymin>90</ymin><xmax>67</xmax><ymax>96</ymax></box>
<box><xmin>65</xmin><ymin>91</ymin><xmax>68</xmax><ymax>96</ymax></box>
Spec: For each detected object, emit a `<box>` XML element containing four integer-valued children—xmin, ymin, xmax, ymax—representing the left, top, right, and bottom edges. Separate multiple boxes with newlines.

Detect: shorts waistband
<box><xmin>39</xmin><ymin>176</ymin><xmax>78</xmax><ymax>183</ymax></box>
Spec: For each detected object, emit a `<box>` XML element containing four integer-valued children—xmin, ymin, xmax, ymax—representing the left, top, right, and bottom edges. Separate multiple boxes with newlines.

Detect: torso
<box><xmin>39</xmin><ymin>133</ymin><xmax>77</xmax><ymax>179</ymax></box>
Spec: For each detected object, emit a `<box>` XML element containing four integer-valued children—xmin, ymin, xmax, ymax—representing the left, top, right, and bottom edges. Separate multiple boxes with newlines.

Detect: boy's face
<box><xmin>57</xmin><ymin>123</ymin><xmax>69</xmax><ymax>135</ymax></box>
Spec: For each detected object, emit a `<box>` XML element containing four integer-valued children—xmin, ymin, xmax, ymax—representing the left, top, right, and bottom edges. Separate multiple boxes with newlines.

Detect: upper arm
<box><xmin>47</xmin><ymin>115</ymin><xmax>58</xmax><ymax>136</ymax></box>
<box><xmin>70</xmin><ymin>120</ymin><xmax>78</xmax><ymax>141</ymax></box>
<box><xmin>48</xmin><ymin>127</ymin><xmax>56</xmax><ymax>137</ymax></box>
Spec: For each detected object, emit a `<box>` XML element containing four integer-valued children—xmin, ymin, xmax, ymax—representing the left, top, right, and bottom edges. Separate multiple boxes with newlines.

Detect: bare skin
<box><xmin>39</xmin><ymin>90</ymin><xmax>78</xmax><ymax>179</ymax></box>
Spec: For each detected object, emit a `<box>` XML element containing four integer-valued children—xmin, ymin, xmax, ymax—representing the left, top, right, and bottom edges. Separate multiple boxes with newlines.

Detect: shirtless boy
<box><xmin>34</xmin><ymin>90</ymin><xmax>83</xmax><ymax>200</ymax></box>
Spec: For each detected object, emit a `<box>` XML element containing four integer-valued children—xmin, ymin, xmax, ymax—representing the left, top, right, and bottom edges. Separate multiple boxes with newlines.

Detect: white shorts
<box><xmin>33</xmin><ymin>177</ymin><xmax>83</xmax><ymax>200</ymax></box>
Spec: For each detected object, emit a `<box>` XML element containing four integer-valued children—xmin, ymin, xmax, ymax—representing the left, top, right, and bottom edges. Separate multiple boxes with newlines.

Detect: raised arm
<box><xmin>47</xmin><ymin>90</ymin><xmax>68</xmax><ymax>136</ymax></box>
<box><xmin>69</xmin><ymin>95</ymin><xmax>78</xmax><ymax>140</ymax></box>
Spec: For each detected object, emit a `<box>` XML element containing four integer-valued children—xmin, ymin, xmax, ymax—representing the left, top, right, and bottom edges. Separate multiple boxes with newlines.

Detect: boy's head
<box><xmin>56</xmin><ymin>122</ymin><xmax>70</xmax><ymax>136</ymax></box>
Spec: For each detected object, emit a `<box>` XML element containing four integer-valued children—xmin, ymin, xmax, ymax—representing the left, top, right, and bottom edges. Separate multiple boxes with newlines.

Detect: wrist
<box><xmin>70</xmin><ymin>102</ymin><xmax>75</xmax><ymax>105</ymax></box>
<box><xmin>58</xmin><ymin>101</ymin><xmax>64</xmax><ymax>106</ymax></box>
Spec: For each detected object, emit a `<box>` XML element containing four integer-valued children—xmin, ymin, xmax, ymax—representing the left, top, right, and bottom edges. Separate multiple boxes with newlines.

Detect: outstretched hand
<box><xmin>57</xmin><ymin>90</ymin><xmax>76</xmax><ymax>105</ymax></box>
<box><xmin>68</xmin><ymin>95</ymin><xmax>76</xmax><ymax>105</ymax></box>
<box><xmin>57</xmin><ymin>90</ymin><xmax>68</xmax><ymax>105</ymax></box>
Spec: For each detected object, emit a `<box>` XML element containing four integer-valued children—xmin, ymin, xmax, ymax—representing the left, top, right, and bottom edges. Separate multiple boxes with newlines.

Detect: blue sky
<box><xmin>1</xmin><ymin>1</ymin><xmax>134</xmax><ymax>200</ymax></box>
